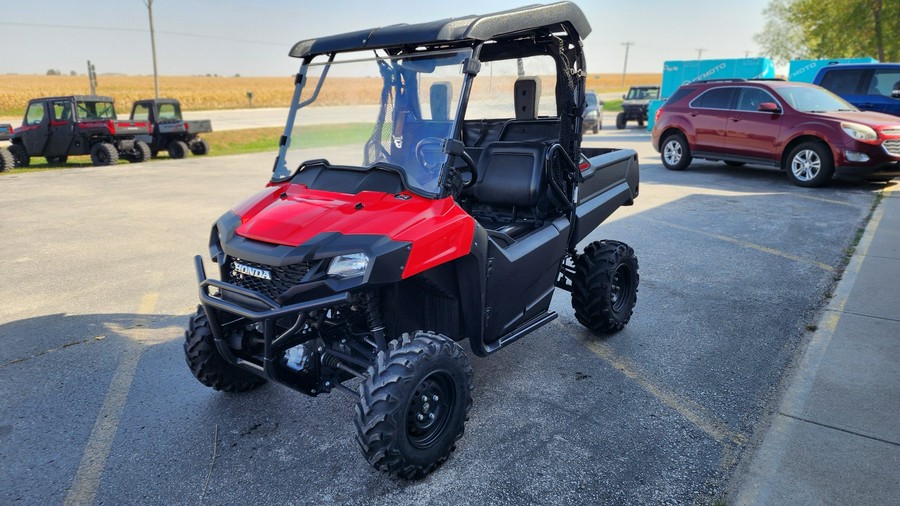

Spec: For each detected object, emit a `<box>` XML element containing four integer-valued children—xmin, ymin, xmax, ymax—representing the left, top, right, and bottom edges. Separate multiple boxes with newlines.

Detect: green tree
<box><xmin>757</xmin><ymin>0</ymin><xmax>899</xmax><ymax>63</ymax></box>
<box><xmin>754</xmin><ymin>0</ymin><xmax>808</xmax><ymax>65</ymax></box>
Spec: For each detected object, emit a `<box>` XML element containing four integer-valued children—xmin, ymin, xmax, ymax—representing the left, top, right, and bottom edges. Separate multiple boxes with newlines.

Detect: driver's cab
<box><xmin>275</xmin><ymin>12</ymin><xmax>587</xmax><ymax>249</ymax></box>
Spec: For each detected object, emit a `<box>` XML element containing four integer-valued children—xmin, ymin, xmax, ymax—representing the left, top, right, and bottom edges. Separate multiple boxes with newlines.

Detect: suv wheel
<box><xmin>90</xmin><ymin>142</ymin><xmax>118</xmax><ymax>166</ymax></box>
<box><xmin>8</xmin><ymin>144</ymin><xmax>30</xmax><ymax>168</ymax></box>
<box><xmin>615</xmin><ymin>112</ymin><xmax>626</xmax><ymax>129</ymax></box>
<box><xmin>661</xmin><ymin>133</ymin><xmax>692</xmax><ymax>171</ymax></box>
<box><xmin>572</xmin><ymin>240</ymin><xmax>639</xmax><ymax>333</ymax></box>
<box><xmin>355</xmin><ymin>331</ymin><xmax>473</xmax><ymax>480</ymax></box>
<box><xmin>183</xmin><ymin>306</ymin><xmax>266</xmax><ymax>392</ymax></box>
<box><xmin>785</xmin><ymin>142</ymin><xmax>834</xmax><ymax>187</ymax></box>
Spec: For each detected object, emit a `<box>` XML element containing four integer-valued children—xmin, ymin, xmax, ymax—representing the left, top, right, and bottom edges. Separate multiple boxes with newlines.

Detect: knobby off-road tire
<box><xmin>0</xmin><ymin>149</ymin><xmax>13</xmax><ymax>172</ymax></box>
<box><xmin>128</xmin><ymin>140</ymin><xmax>151</xmax><ymax>163</ymax></box>
<box><xmin>168</xmin><ymin>140</ymin><xmax>189</xmax><ymax>159</ymax></box>
<box><xmin>183</xmin><ymin>306</ymin><xmax>266</xmax><ymax>393</ymax></box>
<box><xmin>9</xmin><ymin>144</ymin><xmax>29</xmax><ymax>168</ymax></box>
<box><xmin>661</xmin><ymin>132</ymin><xmax>692</xmax><ymax>171</ymax></box>
<box><xmin>190</xmin><ymin>138</ymin><xmax>210</xmax><ymax>156</ymax></box>
<box><xmin>785</xmin><ymin>141</ymin><xmax>834</xmax><ymax>188</ymax></box>
<box><xmin>90</xmin><ymin>142</ymin><xmax>118</xmax><ymax>166</ymax></box>
<box><xmin>615</xmin><ymin>112</ymin><xmax>626</xmax><ymax>129</ymax></box>
<box><xmin>355</xmin><ymin>331</ymin><xmax>473</xmax><ymax>480</ymax></box>
<box><xmin>572</xmin><ymin>240</ymin><xmax>639</xmax><ymax>334</ymax></box>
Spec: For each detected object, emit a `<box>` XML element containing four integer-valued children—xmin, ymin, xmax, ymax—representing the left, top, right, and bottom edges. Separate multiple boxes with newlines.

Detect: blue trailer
<box><xmin>647</xmin><ymin>58</ymin><xmax>776</xmax><ymax>131</ymax></box>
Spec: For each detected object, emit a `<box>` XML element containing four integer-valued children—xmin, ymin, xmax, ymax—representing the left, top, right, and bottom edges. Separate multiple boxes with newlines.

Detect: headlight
<box><xmin>327</xmin><ymin>253</ymin><xmax>369</xmax><ymax>279</ymax></box>
<box><xmin>841</xmin><ymin>122</ymin><xmax>877</xmax><ymax>141</ymax></box>
<box><xmin>586</xmin><ymin>110</ymin><xmax>598</xmax><ymax>118</ymax></box>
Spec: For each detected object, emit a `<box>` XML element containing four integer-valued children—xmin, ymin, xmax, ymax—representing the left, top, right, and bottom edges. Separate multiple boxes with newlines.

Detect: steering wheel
<box><xmin>414</xmin><ymin>137</ymin><xmax>478</xmax><ymax>188</ymax></box>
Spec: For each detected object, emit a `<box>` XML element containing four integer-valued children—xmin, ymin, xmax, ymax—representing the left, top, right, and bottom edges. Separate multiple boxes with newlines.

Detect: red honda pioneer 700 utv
<box><xmin>185</xmin><ymin>1</ymin><xmax>640</xmax><ymax>479</ymax></box>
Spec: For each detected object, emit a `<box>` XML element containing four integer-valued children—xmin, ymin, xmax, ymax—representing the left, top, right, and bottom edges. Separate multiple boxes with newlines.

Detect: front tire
<box><xmin>190</xmin><ymin>138</ymin><xmax>210</xmax><ymax>156</ymax></box>
<box><xmin>168</xmin><ymin>140</ymin><xmax>188</xmax><ymax>159</ymax></box>
<box><xmin>661</xmin><ymin>132</ymin><xmax>692</xmax><ymax>171</ymax></box>
<box><xmin>183</xmin><ymin>306</ymin><xmax>266</xmax><ymax>393</ymax></box>
<box><xmin>572</xmin><ymin>240</ymin><xmax>639</xmax><ymax>334</ymax></box>
<box><xmin>355</xmin><ymin>331</ymin><xmax>473</xmax><ymax>480</ymax></box>
<box><xmin>616</xmin><ymin>112</ymin><xmax>626</xmax><ymax>130</ymax></box>
<box><xmin>90</xmin><ymin>142</ymin><xmax>118</xmax><ymax>166</ymax></box>
<box><xmin>0</xmin><ymin>149</ymin><xmax>15</xmax><ymax>172</ymax></box>
<box><xmin>129</xmin><ymin>140</ymin><xmax>151</xmax><ymax>163</ymax></box>
<box><xmin>9</xmin><ymin>144</ymin><xmax>30</xmax><ymax>168</ymax></box>
<box><xmin>785</xmin><ymin>141</ymin><xmax>834</xmax><ymax>187</ymax></box>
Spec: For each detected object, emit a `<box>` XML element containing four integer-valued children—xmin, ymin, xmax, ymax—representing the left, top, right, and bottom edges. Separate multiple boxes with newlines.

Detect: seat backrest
<box><xmin>471</xmin><ymin>141</ymin><xmax>547</xmax><ymax>208</ymax></box>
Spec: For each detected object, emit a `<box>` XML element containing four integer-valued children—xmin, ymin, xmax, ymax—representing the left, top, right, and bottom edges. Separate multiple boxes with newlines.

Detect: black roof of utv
<box><xmin>289</xmin><ymin>1</ymin><xmax>591</xmax><ymax>58</ymax></box>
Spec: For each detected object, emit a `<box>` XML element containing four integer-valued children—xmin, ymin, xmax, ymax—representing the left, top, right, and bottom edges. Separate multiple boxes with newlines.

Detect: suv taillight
<box><xmin>655</xmin><ymin>108</ymin><xmax>663</xmax><ymax>123</ymax></box>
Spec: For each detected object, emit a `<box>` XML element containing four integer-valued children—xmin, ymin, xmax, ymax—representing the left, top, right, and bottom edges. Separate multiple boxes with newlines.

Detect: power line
<box><xmin>0</xmin><ymin>21</ymin><xmax>287</xmax><ymax>47</ymax></box>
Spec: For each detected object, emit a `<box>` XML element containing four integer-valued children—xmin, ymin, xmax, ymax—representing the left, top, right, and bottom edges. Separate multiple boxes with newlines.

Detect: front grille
<box><xmin>881</xmin><ymin>128</ymin><xmax>900</xmax><ymax>136</ymax></box>
<box><xmin>229</xmin><ymin>258</ymin><xmax>311</xmax><ymax>301</ymax></box>
<box><xmin>884</xmin><ymin>140</ymin><xmax>900</xmax><ymax>156</ymax></box>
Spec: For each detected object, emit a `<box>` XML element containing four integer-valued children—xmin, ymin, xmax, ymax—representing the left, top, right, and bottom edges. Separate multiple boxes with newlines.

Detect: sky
<box><xmin>0</xmin><ymin>0</ymin><xmax>770</xmax><ymax>77</ymax></box>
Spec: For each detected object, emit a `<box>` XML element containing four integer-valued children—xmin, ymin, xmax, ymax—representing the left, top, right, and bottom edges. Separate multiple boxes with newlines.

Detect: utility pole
<box><xmin>87</xmin><ymin>60</ymin><xmax>97</xmax><ymax>95</ymax></box>
<box><xmin>620</xmin><ymin>42</ymin><xmax>634</xmax><ymax>88</ymax></box>
<box><xmin>696</xmin><ymin>48</ymin><xmax>705</xmax><ymax>60</ymax></box>
<box><xmin>143</xmin><ymin>0</ymin><xmax>159</xmax><ymax>99</ymax></box>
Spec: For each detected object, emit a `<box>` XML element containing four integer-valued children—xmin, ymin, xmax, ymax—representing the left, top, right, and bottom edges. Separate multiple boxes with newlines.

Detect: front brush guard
<box><xmin>194</xmin><ymin>255</ymin><xmax>351</xmax><ymax>394</ymax></box>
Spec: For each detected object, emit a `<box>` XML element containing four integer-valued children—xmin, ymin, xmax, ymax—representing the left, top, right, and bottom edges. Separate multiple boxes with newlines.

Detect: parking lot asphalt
<box><xmin>0</xmin><ymin>125</ymin><xmax>886</xmax><ymax>505</ymax></box>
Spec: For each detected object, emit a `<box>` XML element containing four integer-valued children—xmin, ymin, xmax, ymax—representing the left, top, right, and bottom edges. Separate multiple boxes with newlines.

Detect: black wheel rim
<box><xmin>610</xmin><ymin>264</ymin><xmax>633</xmax><ymax>313</ymax></box>
<box><xmin>97</xmin><ymin>149</ymin><xmax>109</xmax><ymax>164</ymax></box>
<box><xmin>406</xmin><ymin>371</ymin><xmax>455</xmax><ymax>450</ymax></box>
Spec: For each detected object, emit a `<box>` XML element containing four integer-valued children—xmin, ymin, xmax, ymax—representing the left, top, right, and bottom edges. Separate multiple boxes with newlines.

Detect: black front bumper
<box><xmin>195</xmin><ymin>255</ymin><xmax>351</xmax><ymax>394</ymax></box>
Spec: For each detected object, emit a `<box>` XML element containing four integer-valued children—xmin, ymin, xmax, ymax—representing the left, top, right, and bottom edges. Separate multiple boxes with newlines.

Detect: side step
<box><xmin>482</xmin><ymin>311</ymin><xmax>558</xmax><ymax>355</ymax></box>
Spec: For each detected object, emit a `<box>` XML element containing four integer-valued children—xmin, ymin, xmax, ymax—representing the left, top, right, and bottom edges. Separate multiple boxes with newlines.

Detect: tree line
<box><xmin>755</xmin><ymin>0</ymin><xmax>899</xmax><ymax>64</ymax></box>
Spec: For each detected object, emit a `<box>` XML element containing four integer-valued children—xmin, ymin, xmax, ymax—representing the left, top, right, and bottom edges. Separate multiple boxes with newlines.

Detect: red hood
<box><xmin>235</xmin><ymin>184</ymin><xmax>463</xmax><ymax>247</ymax></box>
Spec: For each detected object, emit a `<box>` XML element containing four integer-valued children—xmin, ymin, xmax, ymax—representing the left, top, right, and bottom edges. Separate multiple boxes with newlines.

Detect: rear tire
<box><xmin>190</xmin><ymin>138</ymin><xmax>210</xmax><ymax>156</ymax></box>
<box><xmin>129</xmin><ymin>140</ymin><xmax>151</xmax><ymax>163</ymax></box>
<box><xmin>616</xmin><ymin>112</ymin><xmax>626</xmax><ymax>130</ymax></box>
<box><xmin>168</xmin><ymin>140</ymin><xmax>188</xmax><ymax>159</ymax></box>
<box><xmin>572</xmin><ymin>240</ymin><xmax>639</xmax><ymax>334</ymax></box>
<box><xmin>9</xmin><ymin>144</ymin><xmax>29</xmax><ymax>168</ymax></box>
<box><xmin>660</xmin><ymin>132</ymin><xmax>692</xmax><ymax>171</ymax></box>
<box><xmin>785</xmin><ymin>141</ymin><xmax>834</xmax><ymax>187</ymax></box>
<box><xmin>90</xmin><ymin>142</ymin><xmax>118</xmax><ymax>166</ymax></box>
<box><xmin>355</xmin><ymin>331</ymin><xmax>473</xmax><ymax>480</ymax></box>
<box><xmin>183</xmin><ymin>306</ymin><xmax>266</xmax><ymax>393</ymax></box>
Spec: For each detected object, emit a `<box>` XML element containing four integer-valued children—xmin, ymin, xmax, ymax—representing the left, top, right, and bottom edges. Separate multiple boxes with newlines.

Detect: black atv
<box><xmin>130</xmin><ymin>98</ymin><xmax>212</xmax><ymax>158</ymax></box>
<box><xmin>616</xmin><ymin>85</ymin><xmax>660</xmax><ymax>129</ymax></box>
<box><xmin>7</xmin><ymin>96</ymin><xmax>150</xmax><ymax>167</ymax></box>
<box><xmin>185</xmin><ymin>1</ymin><xmax>640</xmax><ymax>479</ymax></box>
<box><xmin>0</xmin><ymin>124</ymin><xmax>13</xmax><ymax>171</ymax></box>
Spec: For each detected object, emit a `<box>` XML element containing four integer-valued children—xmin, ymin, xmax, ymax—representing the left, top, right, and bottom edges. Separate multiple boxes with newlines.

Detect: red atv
<box><xmin>185</xmin><ymin>1</ymin><xmax>640</xmax><ymax>479</ymax></box>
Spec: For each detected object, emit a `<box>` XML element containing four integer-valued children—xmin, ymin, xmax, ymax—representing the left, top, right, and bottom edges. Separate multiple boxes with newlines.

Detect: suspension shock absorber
<box><xmin>363</xmin><ymin>292</ymin><xmax>388</xmax><ymax>352</ymax></box>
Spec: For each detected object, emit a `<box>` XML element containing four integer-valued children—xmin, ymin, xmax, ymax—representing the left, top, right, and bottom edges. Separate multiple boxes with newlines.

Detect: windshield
<box><xmin>274</xmin><ymin>49</ymin><xmax>471</xmax><ymax>196</ymax></box>
<box><xmin>626</xmin><ymin>87</ymin><xmax>658</xmax><ymax>100</ymax></box>
<box><xmin>76</xmin><ymin>101</ymin><xmax>116</xmax><ymax>121</ymax></box>
<box><xmin>585</xmin><ymin>92</ymin><xmax>598</xmax><ymax>107</ymax></box>
<box><xmin>775</xmin><ymin>86</ymin><xmax>857</xmax><ymax>113</ymax></box>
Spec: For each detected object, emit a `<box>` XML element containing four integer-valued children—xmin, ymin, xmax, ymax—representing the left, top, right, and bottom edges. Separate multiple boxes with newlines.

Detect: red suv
<box><xmin>651</xmin><ymin>79</ymin><xmax>900</xmax><ymax>187</ymax></box>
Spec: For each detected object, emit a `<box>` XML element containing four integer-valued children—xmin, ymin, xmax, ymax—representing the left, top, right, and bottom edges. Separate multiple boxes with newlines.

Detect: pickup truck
<box><xmin>813</xmin><ymin>63</ymin><xmax>900</xmax><ymax>117</ymax></box>
<box><xmin>130</xmin><ymin>98</ymin><xmax>212</xmax><ymax>158</ymax></box>
<box><xmin>7</xmin><ymin>96</ymin><xmax>151</xmax><ymax>167</ymax></box>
